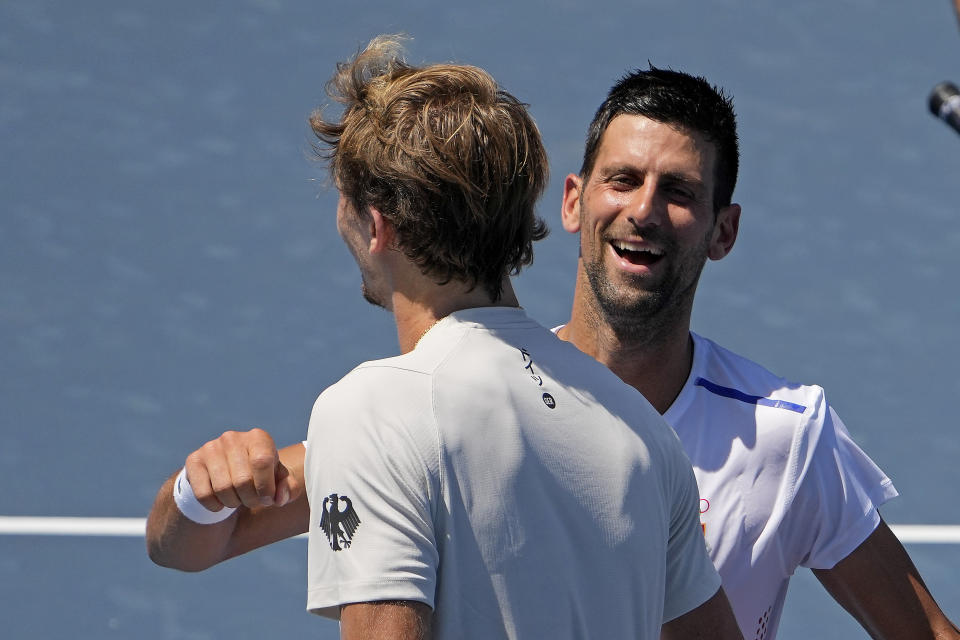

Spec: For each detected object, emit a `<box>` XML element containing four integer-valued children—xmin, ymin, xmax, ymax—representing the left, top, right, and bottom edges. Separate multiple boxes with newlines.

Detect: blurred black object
<box><xmin>929</xmin><ymin>81</ymin><xmax>960</xmax><ymax>135</ymax></box>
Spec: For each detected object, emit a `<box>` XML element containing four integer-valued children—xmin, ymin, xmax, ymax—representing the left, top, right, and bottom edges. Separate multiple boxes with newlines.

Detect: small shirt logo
<box><xmin>755</xmin><ymin>606</ymin><xmax>772</xmax><ymax>640</ymax></box>
<box><xmin>319</xmin><ymin>493</ymin><xmax>361</xmax><ymax>551</ymax></box>
<box><xmin>519</xmin><ymin>348</ymin><xmax>543</xmax><ymax>386</ymax></box>
<box><xmin>521</xmin><ymin>347</ymin><xmax>556</xmax><ymax>408</ymax></box>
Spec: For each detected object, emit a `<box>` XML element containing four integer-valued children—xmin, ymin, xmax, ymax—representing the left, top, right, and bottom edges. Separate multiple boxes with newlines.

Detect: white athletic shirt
<box><xmin>305</xmin><ymin>307</ymin><xmax>721</xmax><ymax>639</ymax></box>
<box><xmin>660</xmin><ymin>331</ymin><xmax>897</xmax><ymax>640</ymax></box>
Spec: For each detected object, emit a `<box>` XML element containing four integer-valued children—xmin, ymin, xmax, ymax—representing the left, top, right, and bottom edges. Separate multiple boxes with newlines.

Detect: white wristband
<box><xmin>173</xmin><ymin>467</ymin><xmax>237</xmax><ymax>525</ymax></box>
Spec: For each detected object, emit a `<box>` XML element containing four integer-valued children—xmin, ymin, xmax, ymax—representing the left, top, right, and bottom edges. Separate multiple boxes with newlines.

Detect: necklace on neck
<box><xmin>414</xmin><ymin>319</ymin><xmax>440</xmax><ymax>349</ymax></box>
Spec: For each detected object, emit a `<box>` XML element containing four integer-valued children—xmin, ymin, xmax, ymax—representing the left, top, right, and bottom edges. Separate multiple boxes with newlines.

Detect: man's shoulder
<box><xmin>690</xmin><ymin>332</ymin><xmax>826</xmax><ymax>412</ymax></box>
<box><xmin>313</xmin><ymin>356</ymin><xmax>434</xmax><ymax>418</ymax></box>
<box><xmin>338</xmin><ymin>353</ymin><xmax>434</xmax><ymax>385</ymax></box>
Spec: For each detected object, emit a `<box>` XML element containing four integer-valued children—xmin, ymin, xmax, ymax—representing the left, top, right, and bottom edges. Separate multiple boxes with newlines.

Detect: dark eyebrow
<box><xmin>660</xmin><ymin>171</ymin><xmax>705</xmax><ymax>190</ymax></box>
<box><xmin>595</xmin><ymin>165</ymin><xmax>638</xmax><ymax>180</ymax></box>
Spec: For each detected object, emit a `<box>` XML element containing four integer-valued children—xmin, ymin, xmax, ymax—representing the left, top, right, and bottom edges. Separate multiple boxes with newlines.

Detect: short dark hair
<box><xmin>580</xmin><ymin>65</ymin><xmax>739</xmax><ymax>210</ymax></box>
<box><xmin>310</xmin><ymin>35</ymin><xmax>549</xmax><ymax>302</ymax></box>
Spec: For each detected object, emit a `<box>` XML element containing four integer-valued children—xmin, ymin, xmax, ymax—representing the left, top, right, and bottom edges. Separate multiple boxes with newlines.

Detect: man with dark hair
<box><xmin>146</xmin><ymin>40</ymin><xmax>743</xmax><ymax>640</ymax></box>
<box><xmin>557</xmin><ymin>65</ymin><xmax>958</xmax><ymax>640</ymax></box>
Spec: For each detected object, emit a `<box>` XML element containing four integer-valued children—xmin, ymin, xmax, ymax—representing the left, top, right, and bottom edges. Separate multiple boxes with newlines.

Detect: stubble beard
<box><xmin>582</xmin><ymin>236</ymin><xmax>709</xmax><ymax>346</ymax></box>
<box><xmin>583</xmin><ymin>258</ymin><xmax>673</xmax><ymax>343</ymax></box>
<box><xmin>360</xmin><ymin>277</ymin><xmax>388</xmax><ymax>310</ymax></box>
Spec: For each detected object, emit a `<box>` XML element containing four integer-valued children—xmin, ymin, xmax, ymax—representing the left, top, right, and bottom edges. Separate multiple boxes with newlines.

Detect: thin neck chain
<box><xmin>414</xmin><ymin>320</ymin><xmax>440</xmax><ymax>349</ymax></box>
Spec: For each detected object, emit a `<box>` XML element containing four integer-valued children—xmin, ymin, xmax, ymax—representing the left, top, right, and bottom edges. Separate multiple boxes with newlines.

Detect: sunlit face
<box><xmin>336</xmin><ymin>193</ymin><xmax>388</xmax><ymax>309</ymax></box>
<box><xmin>562</xmin><ymin>115</ymin><xmax>736</xmax><ymax>335</ymax></box>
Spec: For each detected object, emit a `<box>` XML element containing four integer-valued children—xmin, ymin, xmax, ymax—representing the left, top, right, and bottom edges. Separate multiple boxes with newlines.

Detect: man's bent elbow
<box><xmin>146</xmin><ymin>536</ymin><xmax>214</xmax><ymax>572</ymax></box>
<box><xmin>146</xmin><ymin>542</ymin><xmax>222</xmax><ymax>573</ymax></box>
<box><xmin>144</xmin><ymin>515</ymin><xmax>224</xmax><ymax>572</ymax></box>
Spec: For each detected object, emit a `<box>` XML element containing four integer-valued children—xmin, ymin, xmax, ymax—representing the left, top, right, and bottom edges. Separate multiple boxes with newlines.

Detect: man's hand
<box><xmin>185</xmin><ymin>428</ymin><xmax>301</xmax><ymax>512</ymax></box>
<box><xmin>146</xmin><ymin>430</ymin><xmax>309</xmax><ymax>572</ymax></box>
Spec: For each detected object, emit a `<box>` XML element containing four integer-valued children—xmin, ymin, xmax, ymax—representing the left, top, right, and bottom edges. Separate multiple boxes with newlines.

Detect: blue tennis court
<box><xmin>3</xmin><ymin>1</ymin><xmax>959</xmax><ymax>637</ymax></box>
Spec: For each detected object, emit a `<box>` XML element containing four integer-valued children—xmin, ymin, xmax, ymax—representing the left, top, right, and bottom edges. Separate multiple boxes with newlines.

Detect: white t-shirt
<box><xmin>663</xmin><ymin>332</ymin><xmax>898</xmax><ymax>640</ymax></box>
<box><xmin>305</xmin><ymin>307</ymin><xmax>721</xmax><ymax>639</ymax></box>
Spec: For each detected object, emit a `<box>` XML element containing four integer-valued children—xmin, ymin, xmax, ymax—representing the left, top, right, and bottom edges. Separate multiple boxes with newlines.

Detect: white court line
<box><xmin>1</xmin><ymin>517</ymin><xmax>960</xmax><ymax>544</ymax></box>
<box><xmin>889</xmin><ymin>525</ymin><xmax>960</xmax><ymax>544</ymax></box>
<box><xmin>0</xmin><ymin>517</ymin><xmax>147</xmax><ymax>537</ymax></box>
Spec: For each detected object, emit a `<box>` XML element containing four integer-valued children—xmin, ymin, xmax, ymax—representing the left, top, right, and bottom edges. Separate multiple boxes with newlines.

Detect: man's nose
<box><xmin>625</xmin><ymin>179</ymin><xmax>664</xmax><ymax>230</ymax></box>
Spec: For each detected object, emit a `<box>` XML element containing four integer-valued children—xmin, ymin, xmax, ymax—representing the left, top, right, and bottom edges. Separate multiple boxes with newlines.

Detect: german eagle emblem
<box><xmin>319</xmin><ymin>493</ymin><xmax>361</xmax><ymax>551</ymax></box>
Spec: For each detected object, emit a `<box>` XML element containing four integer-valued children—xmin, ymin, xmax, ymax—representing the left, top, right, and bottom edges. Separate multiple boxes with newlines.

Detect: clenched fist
<box><xmin>184</xmin><ymin>428</ymin><xmax>302</xmax><ymax>512</ymax></box>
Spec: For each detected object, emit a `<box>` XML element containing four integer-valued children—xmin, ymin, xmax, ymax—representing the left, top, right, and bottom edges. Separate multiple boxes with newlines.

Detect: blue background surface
<box><xmin>2</xmin><ymin>1</ymin><xmax>959</xmax><ymax>637</ymax></box>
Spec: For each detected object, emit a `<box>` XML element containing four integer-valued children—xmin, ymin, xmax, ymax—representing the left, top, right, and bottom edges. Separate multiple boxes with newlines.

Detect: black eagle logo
<box><xmin>319</xmin><ymin>493</ymin><xmax>361</xmax><ymax>551</ymax></box>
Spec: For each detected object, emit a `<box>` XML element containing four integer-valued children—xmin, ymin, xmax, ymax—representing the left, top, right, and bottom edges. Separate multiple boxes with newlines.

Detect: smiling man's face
<box><xmin>562</xmin><ymin>114</ymin><xmax>735</xmax><ymax>334</ymax></box>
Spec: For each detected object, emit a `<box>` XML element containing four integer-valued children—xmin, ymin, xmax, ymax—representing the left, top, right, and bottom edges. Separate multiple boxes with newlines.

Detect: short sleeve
<box><xmin>662</xmin><ymin>447</ymin><xmax>724</xmax><ymax>622</ymax></box>
<box><xmin>304</xmin><ymin>367</ymin><xmax>440</xmax><ymax>618</ymax></box>
<box><xmin>790</xmin><ymin>403</ymin><xmax>899</xmax><ymax>570</ymax></box>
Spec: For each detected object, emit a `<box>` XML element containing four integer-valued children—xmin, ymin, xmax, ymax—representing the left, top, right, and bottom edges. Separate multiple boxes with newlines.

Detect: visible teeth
<box><xmin>612</xmin><ymin>241</ymin><xmax>663</xmax><ymax>255</ymax></box>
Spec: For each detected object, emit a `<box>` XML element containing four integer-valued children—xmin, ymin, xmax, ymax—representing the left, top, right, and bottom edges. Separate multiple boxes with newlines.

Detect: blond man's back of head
<box><xmin>311</xmin><ymin>35</ymin><xmax>549</xmax><ymax>302</ymax></box>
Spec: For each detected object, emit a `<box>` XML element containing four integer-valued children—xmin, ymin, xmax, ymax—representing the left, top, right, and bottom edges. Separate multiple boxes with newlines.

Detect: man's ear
<box><xmin>708</xmin><ymin>203</ymin><xmax>741</xmax><ymax>261</ymax></box>
<box><xmin>366</xmin><ymin>206</ymin><xmax>395</xmax><ymax>254</ymax></box>
<box><xmin>561</xmin><ymin>173</ymin><xmax>583</xmax><ymax>234</ymax></box>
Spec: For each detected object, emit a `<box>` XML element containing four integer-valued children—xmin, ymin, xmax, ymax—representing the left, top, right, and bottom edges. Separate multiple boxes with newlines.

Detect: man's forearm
<box><xmin>813</xmin><ymin>519</ymin><xmax>960</xmax><ymax>640</ymax></box>
<box><xmin>146</xmin><ymin>470</ymin><xmax>241</xmax><ymax>571</ymax></box>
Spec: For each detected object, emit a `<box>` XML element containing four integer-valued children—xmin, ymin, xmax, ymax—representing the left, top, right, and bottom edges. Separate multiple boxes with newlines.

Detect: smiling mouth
<box><xmin>610</xmin><ymin>240</ymin><xmax>665</xmax><ymax>267</ymax></box>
